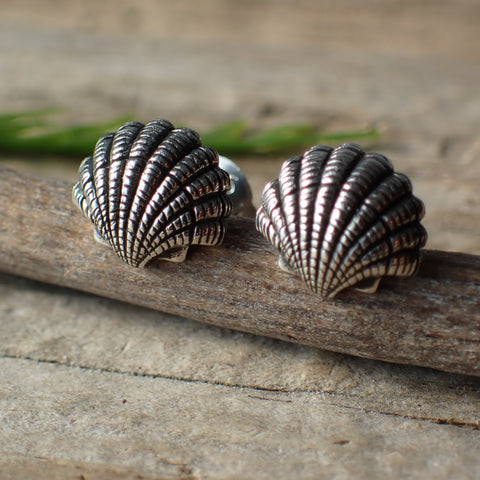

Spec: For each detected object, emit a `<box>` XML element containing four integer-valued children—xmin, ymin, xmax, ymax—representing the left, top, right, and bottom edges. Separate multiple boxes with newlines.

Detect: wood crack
<box><xmin>327</xmin><ymin>403</ymin><xmax>480</xmax><ymax>431</ymax></box>
<box><xmin>2</xmin><ymin>353</ymin><xmax>477</xmax><ymax>430</ymax></box>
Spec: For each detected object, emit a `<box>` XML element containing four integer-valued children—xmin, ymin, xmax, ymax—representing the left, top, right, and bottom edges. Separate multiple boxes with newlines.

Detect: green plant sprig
<box><xmin>0</xmin><ymin>110</ymin><xmax>380</xmax><ymax>159</ymax></box>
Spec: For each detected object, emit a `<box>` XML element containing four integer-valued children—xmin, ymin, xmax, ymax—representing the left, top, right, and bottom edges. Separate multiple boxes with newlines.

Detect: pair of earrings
<box><xmin>73</xmin><ymin>118</ymin><xmax>427</xmax><ymax>299</ymax></box>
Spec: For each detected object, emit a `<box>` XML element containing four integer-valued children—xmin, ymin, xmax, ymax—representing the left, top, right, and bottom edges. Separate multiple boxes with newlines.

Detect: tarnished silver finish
<box><xmin>256</xmin><ymin>143</ymin><xmax>428</xmax><ymax>298</ymax></box>
<box><xmin>73</xmin><ymin>119</ymin><xmax>232</xmax><ymax>267</ymax></box>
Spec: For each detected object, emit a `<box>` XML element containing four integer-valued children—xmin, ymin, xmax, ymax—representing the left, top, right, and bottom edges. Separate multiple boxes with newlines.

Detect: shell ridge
<box><xmin>118</xmin><ymin>122</ymin><xmax>185</xmax><ymax>261</ymax></box>
<box><xmin>108</xmin><ymin>122</ymin><xmax>146</xmax><ymax>254</ymax></box>
<box><xmin>115</xmin><ymin>123</ymin><xmax>161</xmax><ymax>260</ymax></box>
<box><xmin>276</xmin><ymin>158</ymin><xmax>304</xmax><ymax>277</ymax></box>
<box><xmin>258</xmin><ymin>172</ymin><xmax>297</xmax><ymax>271</ymax></box>
<box><xmin>256</xmin><ymin>181</ymin><xmax>284</xmax><ymax>253</ymax></box>
<box><xmin>122</xmin><ymin>122</ymin><xmax>179</xmax><ymax>263</ymax></box>
<box><xmin>365</xmin><ymin>195</ymin><xmax>425</xmax><ymax>263</ymax></box>
<box><xmin>73</xmin><ymin>156</ymin><xmax>95</xmax><ymax>220</ymax></box>
<box><xmin>76</xmin><ymin>161</ymin><xmax>97</xmax><ymax>232</ymax></box>
<box><xmin>321</xmin><ymin>155</ymin><xmax>394</xmax><ymax>292</ymax></box>
<box><xmin>141</xmin><ymin>216</ymin><xmax>228</xmax><ymax>266</ymax></box>
<box><xmin>191</xmin><ymin>219</ymin><xmax>227</xmax><ymax>246</ymax></box>
<box><xmin>132</xmin><ymin>125</ymin><xmax>201</xmax><ymax>206</ymax></box>
<box><xmin>141</xmin><ymin>190</ymin><xmax>231</xmax><ymax>261</ymax></box>
<box><xmin>281</xmin><ymin>157</ymin><xmax>304</xmax><ymax>277</ymax></box>
<box><xmin>142</xmin><ymin>211</ymin><xmax>195</xmax><ymax>262</ymax></box>
<box><xmin>192</xmin><ymin>193</ymin><xmax>232</xmax><ymax>222</ymax></box>
<box><xmin>256</xmin><ymin>212</ymin><xmax>281</xmax><ymax>253</ymax></box>
<box><xmin>138</xmin><ymin>185</ymin><xmax>189</xmax><ymax>248</ymax></box>
<box><xmin>326</xmin><ymin>173</ymin><xmax>416</xmax><ymax>293</ymax></box>
<box><xmin>146</xmin><ymin>218</ymin><xmax>226</xmax><ymax>264</ymax></box>
<box><xmin>298</xmin><ymin>146</ymin><xmax>332</xmax><ymax>286</ymax></box>
<box><xmin>72</xmin><ymin>182</ymin><xmax>86</xmax><ymax>216</ymax></box>
<box><xmin>131</xmin><ymin>148</ymin><xmax>226</xmax><ymax>262</ymax></box>
<box><xmin>141</xmin><ymin>174</ymin><xmax>231</xmax><ymax>261</ymax></box>
<box><xmin>329</xmin><ymin>198</ymin><xmax>426</xmax><ymax>295</ymax></box>
<box><xmin>333</xmin><ymin>239</ymin><xmax>424</xmax><ymax>298</ymax></box>
<box><xmin>184</xmin><ymin>164</ymin><xmax>230</xmax><ymax>200</ymax></box>
<box><xmin>124</xmin><ymin>126</ymin><xmax>200</xmax><ymax>261</ymax></box>
<box><xmin>90</xmin><ymin>134</ymin><xmax>114</xmax><ymax>242</ymax></box>
<box><xmin>312</xmin><ymin>143</ymin><xmax>365</xmax><ymax>293</ymax></box>
<box><xmin>384</xmin><ymin>224</ymin><xmax>427</xmax><ymax>277</ymax></box>
<box><xmin>139</xmin><ymin>194</ymin><xmax>192</xmax><ymax>262</ymax></box>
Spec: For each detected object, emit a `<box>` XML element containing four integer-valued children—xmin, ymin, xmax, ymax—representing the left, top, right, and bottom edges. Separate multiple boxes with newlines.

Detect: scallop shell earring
<box><xmin>72</xmin><ymin>118</ymin><xmax>250</xmax><ymax>267</ymax></box>
<box><xmin>256</xmin><ymin>143</ymin><xmax>427</xmax><ymax>298</ymax></box>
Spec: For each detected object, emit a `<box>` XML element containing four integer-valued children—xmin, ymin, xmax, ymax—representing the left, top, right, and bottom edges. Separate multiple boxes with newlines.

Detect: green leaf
<box><xmin>0</xmin><ymin>109</ymin><xmax>380</xmax><ymax>159</ymax></box>
<box><xmin>0</xmin><ymin>110</ymin><xmax>134</xmax><ymax>158</ymax></box>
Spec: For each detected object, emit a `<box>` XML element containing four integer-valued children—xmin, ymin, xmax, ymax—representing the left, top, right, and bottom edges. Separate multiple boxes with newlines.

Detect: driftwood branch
<box><xmin>0</xmin><ymin>166</ymin><xmax>479</xmax><ymax>377</ymax></box>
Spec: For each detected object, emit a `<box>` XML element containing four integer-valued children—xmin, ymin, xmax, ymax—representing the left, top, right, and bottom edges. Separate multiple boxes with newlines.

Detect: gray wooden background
<box><xmin>1</xmin><ymin>1</ymin><xmax>479</xmax><ymax>478</ymax></box>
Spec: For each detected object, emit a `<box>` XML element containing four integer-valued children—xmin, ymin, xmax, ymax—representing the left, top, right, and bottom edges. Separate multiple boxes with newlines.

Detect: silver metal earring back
<box><xmin>218</xmin><ymin>155</ymin><xmax>253</xmax><ymax>217</ymax></box>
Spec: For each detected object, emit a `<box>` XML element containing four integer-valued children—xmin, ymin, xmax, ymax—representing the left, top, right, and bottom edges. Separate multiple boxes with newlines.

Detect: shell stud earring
<box><xmin>256</xmin><ymin>143</ymin><xmax>427</xmax><ymax>298</ymax></box>
<box><xmin>72</xmin><ymin>118</ymin><xmax>250</xmax><ymax>267</ymax></box>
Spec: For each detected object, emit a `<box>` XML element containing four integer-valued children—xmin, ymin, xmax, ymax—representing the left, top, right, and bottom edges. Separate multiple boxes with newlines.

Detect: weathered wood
<box><xmin>0</xmin><ymin>166</ymin><xmax>479</xmax><ymax>377</ymax></box>
<box><xmin>3</xmin><ymin>357</ymin><xmax>480</xmax><ymax>480</ymax></box>
<box><xmin>3</xmin><ymin>271</ymin><xmax>480</xmax><ymax>427</ymax></box>
<box><xmin>0</xmin><ymin>453</ymin><xmax>162</xmax><ymax>480</ymax></box>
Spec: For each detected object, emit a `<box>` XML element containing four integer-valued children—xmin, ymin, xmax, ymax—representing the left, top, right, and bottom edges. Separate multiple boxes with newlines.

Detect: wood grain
<box><xmin>0</xmin><ymin>166</ymin><xmax>479</xmax><ymax>377</ymax></box>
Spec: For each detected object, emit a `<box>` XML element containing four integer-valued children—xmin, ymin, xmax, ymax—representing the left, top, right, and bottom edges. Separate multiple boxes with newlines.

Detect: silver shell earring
<box><xmin>72</xmin><ymin>118</ymin><xmax>251</xmax><ymax>267</ymax></box>
<box><xmin>256</xmin><ymin>143</ymin><xmax>427</xmax><ymax>298</ymax></box>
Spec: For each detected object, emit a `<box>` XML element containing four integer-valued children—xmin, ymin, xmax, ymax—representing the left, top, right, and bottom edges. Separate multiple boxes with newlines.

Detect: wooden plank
<box><xmin>0</xmin><ymin>453</ymin><xmax>162</xmax><ymax>480</ymax></box>
<box><xmin>1</xmin><ymin>357</ymin><xmax>480</xmax><ymax>480</ymax></box>
<box><xmin>2</xmin><ymin>272</ymin><xmax>480</xmax><ymax>429</ymax></box>
<box><xmin>0</xmin><ymin>166</ymin><xmax>479</xmax><ymax>377</ymax></box>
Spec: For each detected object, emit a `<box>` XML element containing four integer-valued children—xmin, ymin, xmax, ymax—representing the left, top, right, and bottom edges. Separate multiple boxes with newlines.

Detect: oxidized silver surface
<box><xmin>256</xmin><ymin>143</ymin><xmax>427</xmax><ymax>298</ymax></box>
<box><xmin>73</xmin><ymin>119</ymin><xmax>232</xmax><ymax>267</ymax></box>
